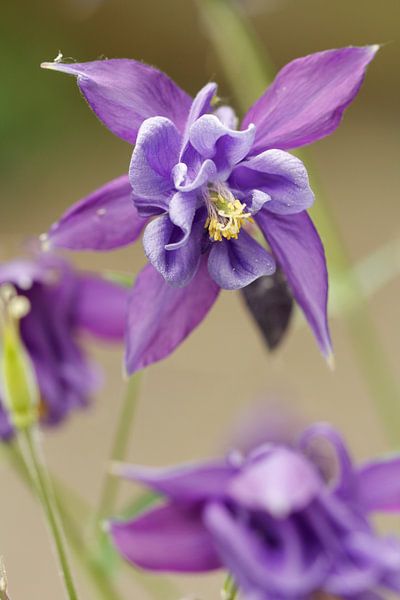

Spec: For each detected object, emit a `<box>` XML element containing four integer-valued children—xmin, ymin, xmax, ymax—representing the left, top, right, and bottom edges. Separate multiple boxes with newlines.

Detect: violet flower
<box><xmin>109</xmin><ymin>423</ymin><xmax>400</xmax><ymax>600</ymax></box>
<box><xmin>0</xmin><ymin>255</ymin><xmax>128</xmax><ymax>439</ymax></box>
<box><xmin>41</xmin><ymin>46</ymin><xmax>378</xmax><ymax>373</ymax></box>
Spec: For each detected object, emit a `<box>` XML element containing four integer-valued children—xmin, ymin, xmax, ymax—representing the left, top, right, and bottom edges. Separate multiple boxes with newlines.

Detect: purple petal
<box><xmin>256</xmin><ymin>210</ymin><xmax>332</xmax><ymax>358</ymax></box>
<box><xmin>189</xmin><ymin>114</ymin><xmax>255</xmax><ymax>177</ymax></box>
<box><xmin>204</xmin><ymin>503</ymin><xmax>326</xmax><ymax>596</ymax></box>
<box><xmin>142</xmin><ymin>213</ymin><xmax>203</xmax><ymax>286</ymax></box>
<box><xmin>243</xmin><ymin>46</ymin><xmax>379</xmax><ymax>153</ymax></box>
<box><xmin>116</xmin><ymin>460</ymin><xmax>236</xmax><ymax>502</ymax></box>
<box><xmin>228</xmin><ymin>448</ymin><xmax>321</xmax><ymax>517</ymax></box>
<box><xmin>208</xmin><ymin>231</ymin><xmax>275</xmax><ymax>290</ymax></box>
<box><xmin>41</xmin><ymin>59</ymin><xmax>192</xmax><ymax>144</ymax></box>
<box><xmin>73</xmin><ymin>274</ymin><xmax>128</xmax><ymax>341</ymax></box>
<box><xmin>125</xmin><ymin>259</ymin><xmax>220</xmax><ymax>374</ymax></box>
<box><xmin>129</xmin><ymin>117</ymin><xmax>180</xmax><ymax>200</ymax></box>
<box><xmin>44</xmin><ymin>175</ymin><xmax>147</xmax><ymax>251</ymax></box>
<box><xmin>357</xmin><ymin>457</ymin><xmax>400</xmax><ymax>513</ymax></box>
<box><xmin>109</xmin><ymin>503</ymin><xmax>221</xmax><ymax>572</ymax></box>
<box><xmin>230</xmin><ymin>150</ymin><xmax>314</xmax><ymax>215</ymax></box>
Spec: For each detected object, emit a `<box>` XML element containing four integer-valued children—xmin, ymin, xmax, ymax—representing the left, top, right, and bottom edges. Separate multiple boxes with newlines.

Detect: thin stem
<box><xmin>196</xmin><ymin>0</ymin><xmax>400</xmax><ymax>444</ymax></box>
<box><xmin>94</xmin><ymin>373</ymin><xmax>142</xmax><ymax>528</ymax></box>
<box><xmin>17</xmin><ymin>428</ymin><xmax>79</xmax><ymax>600</ymax></box>
<box><xmin>6</xmin><ymin>441</ymin><xmax>128</xmax><ymax>600</ymax></box>
<box><xmin>222</xmin><ymin>574</ymin><xmax>238</xmax><ymax>600</ymax></box>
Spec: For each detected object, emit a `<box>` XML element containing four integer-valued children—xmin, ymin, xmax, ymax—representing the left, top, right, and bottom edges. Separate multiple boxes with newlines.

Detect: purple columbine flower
<box><xmin>0</xmin><ymin>255</ymin><xmax>128</xmax><ymax>439</ymax></box>
<box><xmin>41</xmin><ymin>46</ymin><xmax>378</xmax><ymax>373</ymax></box>
<box><xmin>109</xmin><ymin>423</ymin><xmax>400</xmax><ymax>600</ymax></box>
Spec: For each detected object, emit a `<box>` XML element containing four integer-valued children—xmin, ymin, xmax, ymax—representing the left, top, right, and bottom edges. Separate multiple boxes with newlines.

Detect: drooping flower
<box><xmin>109</xmin><ymin>423</ymin><xmax>400</xmax><ymax>600</ymax></box>
<box><xmin>41</xmin><ymin>46</ymin><xmax>378</xmax><ymax>373</ymax></box>
<box><xmin>0</xmin><ymin>254</ymin><xmax>128</xmax><ymax>439</ymax></box>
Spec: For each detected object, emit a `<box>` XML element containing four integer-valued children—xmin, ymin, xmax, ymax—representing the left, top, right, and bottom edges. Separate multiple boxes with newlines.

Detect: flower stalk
<box><xmin>196</xmin><ymin>0</ymin><xmax>400</xmax><ymax>444</ymax></box>
<box><xmin>95</xmin><ymin>373</ymin><xmax>142</xmax><ymax>529</ymax></box>
<box><xmin>18</xmin><ymin>427</ymin><xmax>80</xmax><ymax>600</ymax></box>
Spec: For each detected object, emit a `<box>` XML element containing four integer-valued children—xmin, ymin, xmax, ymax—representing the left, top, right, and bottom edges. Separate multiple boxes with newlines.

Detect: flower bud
<box><xmin>0</xmin><ymin>284</ymin><xmax>39</xmax><ymax>430</ymax></box>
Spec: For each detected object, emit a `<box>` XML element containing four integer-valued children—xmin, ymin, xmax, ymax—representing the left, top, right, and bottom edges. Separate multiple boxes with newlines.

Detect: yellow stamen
<box><xmin>205</xmin><ymin>190</ymin><xmax>254</xmax><ymax>242</ymax></box>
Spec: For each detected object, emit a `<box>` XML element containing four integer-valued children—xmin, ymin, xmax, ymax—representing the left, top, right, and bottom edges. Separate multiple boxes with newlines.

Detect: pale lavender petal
<box><xmin>215</xmin><ymin>106</ymin><xmax>238</xmax><ymax>129</ymax></box>
<box><xmin>166</xmin><ymin>192</ymin><xmax>200</xmax><ymax>250</ymax></box>
<box><xmin>208</xmin><ymin>231</ymin><xmax>275</xmax><ymax>290</ymax></box>
<box><xmin>41</xmin><ymin>59</ymin><xmax>192</xmax><ymax>144</ymax></box>
<box><xmin>243</xmin><ymin>46</ymin><xmax>379</xmax><ymax>153</ymax></box>
<box><xmin>125</xmin><ymin>260</ymin><xmax>220</xmax><ymax>374</ymax></box>
<box><xmin>357</xmin><ymin>457</ymin><xmax>400</xmax><ymax>513</ymax></box>
<box><xmin>45</xmin><ymin>175</ymin><xmax>147</xmax><ymax>251</ymax></box>
<box><xmin>230</xmin><ymin>150</ymin><xmax>314</xmax><ymax>215</ymax></box>
<box><xmin>181</xmin><ymin>82</ymin><xmax>217</xmax><ymax>153</ymax></box>
<box><xmin>73</xmin><ymin>274</ymin><xmax>128</xmax><ymax>341</ymax></box>
<box><xmin>116</xmin><ymin>460</ymin><xmax>235</xmax><ymax>502</ymax></box>
<box><xmin>189</xmin><ymin>114</ymin><xmax>255</xmax><ymax>176</ymax></box>
<box><xmin>0</xmin><ymin>260</ymin><xmax>46</xmax><ymax>289</ymax></box>
<box><xmin>256</xmin><ymin>210</ymin><xmax>332</xmax><ymax>358</ymax></box>
<box><xmin>129</xmin><ymin>117</ymin><xmax>180</xmax><ymax>200</ymax></box>
<box><xmin>228</xmin><ymin>448</ymin><xmax>321</xmax><ymax>517</ymax></box>
<box><xmin>109</xmin><ymin>503</ymin><xmax>221</xmax><ymax>572</ymax></box>
<box><xmin>142</xmin><ymin>213</ymin><xmax>203</xmax><ymax>286</ymax></box>
<box><xmin>173</xmin><ymin>159</ymin><xmax>217</xmax><ymax>192</ymax></box>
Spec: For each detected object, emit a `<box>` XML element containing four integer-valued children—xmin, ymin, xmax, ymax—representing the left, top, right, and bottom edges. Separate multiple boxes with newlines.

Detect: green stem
<box><xmin>196</xmin><ymin>0</ymin><xmax>400</xmax><ymax>444</ymax></box>
<box><xmin>222</xmin><ymin>574</ymin><xmax>238</xmax><ymax>600</ymax></box>
<box><xmin>94</xmin><ymin>373</ymin><xmax>142</xmax><ymax>529</ymax></box>
<box><xmin>17</xmin><ymin>428</ymin><xmax>79</xmax><ymax>600</ymax></box>
<box><xmin>6</xmin><ymin>441</ymin><xmax>125</xmax><ymax>600</ymax></box>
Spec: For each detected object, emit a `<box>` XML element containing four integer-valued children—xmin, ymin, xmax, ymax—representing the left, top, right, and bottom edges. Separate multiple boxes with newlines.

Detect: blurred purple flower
<box><xmin>0</xmin><ymin>255</ymin><xmax>128</xmax><ymax>439</ymax></box>
<box><xmin>41</xmin><ymin>46</ymin><xmax>378</xmax><ymax>373</ymax></box>
<box><xmin>109</xmin><ymin>423</ymin><xmax>400</xmax><ymax>600</ymax></box>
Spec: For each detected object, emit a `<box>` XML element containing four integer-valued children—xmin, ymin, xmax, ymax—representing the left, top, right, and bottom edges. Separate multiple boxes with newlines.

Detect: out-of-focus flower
<box><xmin>41</xmin><ymin>46</ymin><xmax>378</xmax><ymax>373</ymax></box>
<box><xmin>0</xmin><ymin>255</ymin><xmax>128</xmax><ymax>439</ymax></box>
<box><xmin>109</xmin><ymin>423</ymin><xmax>400</xmax><ymax>600</ymax></box>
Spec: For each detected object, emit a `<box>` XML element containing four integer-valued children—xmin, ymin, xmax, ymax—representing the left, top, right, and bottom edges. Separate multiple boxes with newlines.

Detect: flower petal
<box><xmin>116</xmin><ymin>460</ymin><xmax>235</xmax><ymax>502</ymax></box>
<box><xmin>228</xmin><ymin>448</ymin><xmax>321</xmax><ymax>517</ymax></box>
<box><xmin>125</xmin><ymin>259</ymin><xmax>220</xmax><ymax>374</ymax></box>
<box><xmin>109</xmin><ymin>503</ymin><xmax>221</xmax><ymax>572</ymax></box>
<box><xmin>73</xmin><ymin>274</ymin><xmax>128</xmax><ymax>341</ymax></box>
<box><xmin>181</xmin><ymin>82</ymin><xmax>217</xmax><ymax>153</ymax></box>
<box><xmin>129</xmin><ymin>117</ymin><xmax>181</xmax><ymax>201</ymax></box>
<box><xmin>189</xmin><ymin>114</ymin><xmax>255</xmax><ymax>177</ymax></box>
<box><xmin>243</xmin><ymin>46</ymin><xmax>379</xmax><ymax>153</ymax></box>
<box><xmin>204</xmin><ymin>503</ymin><xmax>327</xmax><ymax>596</ymax></box>
<box><xmin>41</xmin><ymin>59</ymin><xmax>192</xmax><ymax>144</ymax></box>
<box><xmin>173</xmin><ymin>159</ymin><xmax>217</xmax><ymax>193</ymax></box>
<box><xmin>208</xmin><ymin>231</ymin><xmax>275</xmax><ymax>290</ymax></box>
<box><xmin>357</xmin><ymin>457</ymin><xmax>400</xmax><ymax>513</ymax></box>
<box><xmin>299</xmin><ymin>423</ymin><xmax>355</xmax><ymax>498</ymax></box>
<box><xmin>256</xmin><ymin>210</ymin><xmax>332</xmax><ymax>358</ymax></box>
<box><xmin>44</xmin><ymin>175</ymin><xmax>146</xmax><ymax>251</ymax></box>
<box><xmin>230</xmin><ymin>150</ymin><xmax>314</xmax><ymax>215</ymax></box>
<box><xmin>143</xmin><ymin>213</ymin><xmax>203</xmax><ymax>286</ymax></box>
<box><xmin>166</xmin><ymin>192</ymin><xmax>200</xmax><ymax>250</ymax></box>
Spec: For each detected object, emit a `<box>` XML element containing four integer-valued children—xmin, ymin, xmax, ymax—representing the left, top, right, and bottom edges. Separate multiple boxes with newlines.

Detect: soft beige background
<box><xmin>1</xmin><ymin>0</ymin><xmax>400</xmax><ymax>597</ymax></box>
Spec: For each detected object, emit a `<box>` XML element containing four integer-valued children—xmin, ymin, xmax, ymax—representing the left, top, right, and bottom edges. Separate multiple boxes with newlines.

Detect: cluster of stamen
<box><xmin>0</xmin><ymin>284</ymin><xmax>30</xmax><ymax>331</ymax></box>
<box><xmin>205</xmin><ymin>189</ymin><xmax>253</xmax><ymax>242</ymax></box>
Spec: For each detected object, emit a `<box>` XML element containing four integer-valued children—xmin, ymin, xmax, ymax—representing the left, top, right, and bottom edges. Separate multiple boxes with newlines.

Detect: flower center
<box><xmin>205</xmin><ymin>188</ymin><xmax>253</xmax><ymax>242</ymax></box>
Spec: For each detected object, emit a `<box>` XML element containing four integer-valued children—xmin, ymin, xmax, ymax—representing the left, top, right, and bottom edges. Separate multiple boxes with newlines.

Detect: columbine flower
<box><xmin>109</xmin><ymin>423</ymin><xmax>400</xmax><ymax>600</ymax></box>
<box><xmin>0</xmin><ymin>255</ymin><xmax>128</xmax><ymax>439</ymax></box>
<box><xmin>41</xmin><ymin>46</ymin><xmax>378</xmax><ymax>373</ymax></box>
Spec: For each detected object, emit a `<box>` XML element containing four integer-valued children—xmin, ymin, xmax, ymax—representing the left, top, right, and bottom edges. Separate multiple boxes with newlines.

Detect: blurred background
<box><xmin>1</xmin><ymin>0</ymin><xmax>400</xmax><ymax>597</ymax></box>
